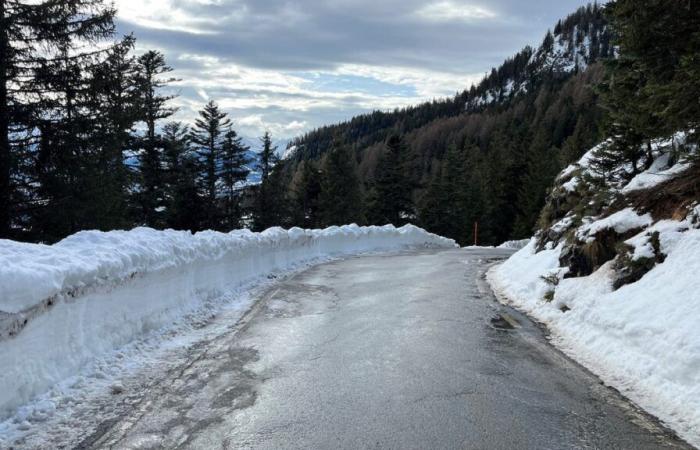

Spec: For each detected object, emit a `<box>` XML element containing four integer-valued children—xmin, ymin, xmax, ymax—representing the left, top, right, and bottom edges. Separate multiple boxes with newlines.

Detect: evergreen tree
<box><xmin>365</xmin><ymin>134</ymin><xmax>414</xmax><ymax>226</ymax></box>
<box><xmin>32</xmin><ymin>36</ymin><xmax>137</xmax><ymax>240</ymax></box>
<box><xmin>161</xmin><ymin>122</ymin><xmax>203</xmax><ymax>231</ymax></box>
<box><xmin>253</xmin><ymin>132</ymin><xmax>284</xmax><ymax>230</ymax></box>
<box><xmin>514</xmin><ymin>136</ymin><xmax>562</xmax><ymax>236</ymax></box>
<box><xmin>85</xmin><ymin>37</ymin><xmax>139</xmax><ymax>232</ymax></box>
<box><xmin>219</xmin><ymin>128</ymin><xmax>250</xmax><ymax>230</ymax></box>
<box><xmin>419</xmin><ymin>144</ymin><xmax>481</xmax><ymax>244</ymax></box>
<box><xmin>1</xmin><ymin>0</ymin><xmax>116</xmax><ymax>238</ymax></box>
<box><xmin>318</xmin><ymin>144</ymin><xmax>364</xmax><ymax>227</ymax></box>
<box><xmin>593</xmin><ymin>0</ymin><xmax>700</xmax><ymax>180</ymax></box>
<box><xmin>189</xmin><ymin>100</ymin><xmax>230</xmax><ymax>229</ymax></box>
<box><xmin>293</xmin><ymin>160</ymin><xmax>322</xmax><ymax>228</ymax></box>
<box><xmin>258</xmin><ymin>132</ymin><xmax>278</xmax><ymax>184</ymax></box>
<box><xmin>606</xmin><ymin>0</ymin><xmax>700</xmax><ymax>140</ymax></box>
<box><xmin>133</xmin><ymin>50</ymin><xmax>177</xmax><ymax>227</ymax></box>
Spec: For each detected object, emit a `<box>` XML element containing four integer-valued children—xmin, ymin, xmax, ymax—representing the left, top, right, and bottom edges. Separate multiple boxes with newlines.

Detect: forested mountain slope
<box><xmin>279</xmin><ymin>4</ymin><xmax>614</xmax><ymax>245</ymax></box>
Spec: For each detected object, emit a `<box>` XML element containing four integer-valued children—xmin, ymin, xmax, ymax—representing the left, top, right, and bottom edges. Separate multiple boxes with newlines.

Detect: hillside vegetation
<box><xmin>274</xmin><ymin>4</ymin><xmax>613</xmax><ymax>245</ymax></box>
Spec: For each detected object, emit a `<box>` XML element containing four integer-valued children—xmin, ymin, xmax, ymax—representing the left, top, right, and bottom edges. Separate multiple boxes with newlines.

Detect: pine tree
<box><xmin>85</xmin><ymin>37</ymin><xmax>139</xmax><ymax>232</ymax></box>
<box><xmin>189</xmin><ymin>100</ymin><xmax>230</xmax><ymax>229</ymax></box>
<box><xmin>365</xmin><ymin>134</ymin><xmax>414</xmax><ymax>226</ymax></box>
<box><xmin>1</xmin><ymin>0</ymin><xmax>116</xmax><ymax>238</ymax></box>
<box><xmin>253</xmin><ymin>132</ymin><xmax>283</xmax><ymax>230</ymax></box>
<box><xmin>293</xmin><ymin>160</ymin><xmax>322</xmax><ymax>228</ymax></box>
<box><xmin>418</xmin><ymin>162</ymin><xmax>451</xmax><ymax>238</ymax></box>
<box><xmin>514</xmin><ymin>136</ymin><xmax>562</xmax><ymax>236</ymax></box>
<box><xmin>32</xmin><ymin>36</ymin><xmax>137</xmax><ymax>240</ymax></box>
<box><xmin>318</xmin><ymin>144</ymin><xmax>364</xmax><ymax>227</ymax></box>
<box><xmin>219</xmin><ymin>128</ymin><xmax>250</xmax><ymax>230</ymax></box>
<box><xmin>419</xmin><ymin>144</ymin><xmax>480</xmax><ymax>244</ymax></box>
<box><xmin>593</xmin><ymin>0</ymin><xmax>700</xmax><ymax>179</ymax></box>
<box><xmin>162</xmin><ymin>122</ymin><xmax>203</xmax><ymax>231</ymax></box>
<box><xmin>133</xmin><ymin>50</ymin><xmax>177</xmax><ymax>228</ymax></box>
<box><xmin>258</xmin><ymin>132</ymin><xmax>278</xmax><ymax>184</ymax></box>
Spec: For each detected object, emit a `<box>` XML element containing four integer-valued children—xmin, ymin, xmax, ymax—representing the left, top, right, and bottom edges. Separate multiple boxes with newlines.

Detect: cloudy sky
<box><xmin>115</xmin><ymin>0</ymin><xmax>593</xmax><ymax>145</ymax></box>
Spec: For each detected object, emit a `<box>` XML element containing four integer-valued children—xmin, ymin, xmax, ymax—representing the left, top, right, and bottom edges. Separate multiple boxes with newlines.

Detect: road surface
<box><xmin>25</xmin><ymin>249</ymin><xmax>695</xmax><ymax>449</ymax></box>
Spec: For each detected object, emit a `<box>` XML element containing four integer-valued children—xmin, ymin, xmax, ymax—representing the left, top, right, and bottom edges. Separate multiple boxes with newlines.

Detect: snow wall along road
<box><xmin>0</xmin><ymin>225</ymin><xmax>456</xmax><ymax>418</ymax></box>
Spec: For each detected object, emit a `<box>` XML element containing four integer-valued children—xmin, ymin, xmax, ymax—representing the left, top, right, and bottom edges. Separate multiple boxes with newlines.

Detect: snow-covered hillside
<box><xmin>0</xmin><ymin>225</ymin><xmax>455</xmax><ymax>421</ymax></box>
<box><xmin>489</xmin><ymin>134</ymin><xmax>700</xmax><ymax>446</ymax></box>
<box><xmin>466</xmin><ymin>4</ymin><xmax>611</xmax><ymax>110</ymax></box>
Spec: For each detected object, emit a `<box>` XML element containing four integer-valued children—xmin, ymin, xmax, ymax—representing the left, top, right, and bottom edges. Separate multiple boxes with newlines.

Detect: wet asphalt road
<box><xmin>77</xmin><ymin>248</ymin><xmax>690</xmax><ymax>449</ymax></box>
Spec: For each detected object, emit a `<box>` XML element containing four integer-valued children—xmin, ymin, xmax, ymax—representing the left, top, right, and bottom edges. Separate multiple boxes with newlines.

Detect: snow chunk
<box><xmin>497</xmin><ymin>239</ymin><xmax>531</xmax><ymax>250</ymax></box>
<box><xmin>623</xmin><ymin>154</ymin><xmax>692</xmax><ymax>193</ymax></box>
<box><xmin>576</xmin><ymin>208</ymin><xmax>653</xmax><ymax>242</ymax></box>
<box><xmin>561</xmin><ymin>176</ymin><xmax>580</xmax><ymax>193</ymax></box>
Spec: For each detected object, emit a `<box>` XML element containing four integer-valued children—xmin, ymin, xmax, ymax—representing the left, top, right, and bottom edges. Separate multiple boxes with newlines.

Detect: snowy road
<box><xmin>12</xmin><ymin>248</ymin><xmax>692</xmax><ymax>449</ymax></box>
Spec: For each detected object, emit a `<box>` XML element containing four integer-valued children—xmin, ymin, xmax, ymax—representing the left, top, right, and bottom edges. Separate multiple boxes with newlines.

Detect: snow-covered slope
<box><xmin>0</xmin><ymin>225</ymin><xmax>455</xmax><ymax>419</ymax></box>
<box><xmin>466</xmin><ymin>4</ymin><xmax>611</xmax><ymax>110</ymax></box>
<box><xmin>488</xmin><ymin>135</ymin><xmax>700</xmax><ymax>446</ymax></box>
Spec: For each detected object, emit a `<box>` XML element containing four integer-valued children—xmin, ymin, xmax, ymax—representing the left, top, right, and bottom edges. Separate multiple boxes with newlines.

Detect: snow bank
<box><xmin>490</xmin><ymin>229</ymin><xmax>700</xmax><ymax>446</ymax></box>
<box><xmin>489</xmin><ymin>131</ymin><xmax>700</xmax><ymax>446</ymax></box>
<box><xmin>576</xmin><ymin>208</ymin><xmax>653</xmax><ymax>242</ymax></box>
<box><xmin>0</xmin><ymin>224</ymin><xmax>455</xmax><ymax>418</ymax></box>
<box><xmin>496</xmin><ymin>239</ymin><xmax>531</xmax><ymax>250</ymax></box>
<box><xmin>623</xmin><ymin>153</ymin><xmax>692</xmax><ymax>194</ymax></box>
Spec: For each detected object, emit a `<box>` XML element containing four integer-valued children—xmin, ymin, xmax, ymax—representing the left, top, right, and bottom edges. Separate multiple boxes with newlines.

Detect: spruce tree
<box><xmin>594</xmin><ymin>0</ymin><xmax>700</xmax><ymax>179</ymax></box>
<box><xmin>162</xmin><ymin>122</ymin><xmax>203</xmax><ymax>231</ymax></box>
<box><xmin>318</xmin><ymin>144</ymin><xmax>363</xmax><ymax>227</ymax></box>
<box><xmin>419</xmin><ymin>144</ymin><xmax>479</xmax><ymax>244</ymax></box>
<box><xmin>189</xmin><ymin>100</ymin><xmax>230</xmax><ymax>229</ymax></box>
<box><xmin>365</xmin><ymin>134</ymin><xmax>414</xmax><ymax>226</ymax></box>
<box><xmin>253</xmin><ymin>132</ymin><xmax>282</xmax><ymax>230</ymax></box>
<box><xmin>1</xmin><ymin>0</ymin><xmax>116</xmax><ymax>238</ymax></box>
<box><xmin>32</xmin><ymin>36</ymin><xmax>137</xmax><ymax>240</ymax></box>
<box><xmin>133</xmin><ymin>50</ymin><xmax>177</xmax><ymax>228</ymax></box>
<box><xmin>85</xmin><ymin>37</ymin><xmax>139</xmax><ymax>232</ymax></box>
<box><xmin>514</xmin><ymin>136</ymin><xmax>561</xmax><ymax>236</ymax></box>
<box><xmin>219</xmin><ymin>128</ymin><xmax>250</xmax><ymax>230</ymax></box>
<box><xmin>293</xmin><ymin>160</ymin><xmax>322</xmax><ymax>228</ymax></box>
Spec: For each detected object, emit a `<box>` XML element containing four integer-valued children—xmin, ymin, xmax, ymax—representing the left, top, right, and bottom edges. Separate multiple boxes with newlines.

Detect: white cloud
<box><xmin>236</xmin><ymin>115</ymin><xmax>308</xmax><ymax>137</ymax></box>
<box><xmin>415</xmin><ymin>1</ymin><xmax>497</xmax><ymax>23</ymax></box>
<box><xmin>116</xmin><ymin>0</ymin><xmax>245</xmax><ymax>34</ymax></box>
<box><xmin>162</xmin><ymin>57</ymin><xmax>479</xmax><ymax>139</ymax></box>
<box><xmin>114</xmin><ymin>0</ymin><xmax>590</xmax><ymax>140</ymax></box>
<box><xmin>332</xmin><ymin>64</ymin><xmax>483</xmax><ymax>98</ymax></box>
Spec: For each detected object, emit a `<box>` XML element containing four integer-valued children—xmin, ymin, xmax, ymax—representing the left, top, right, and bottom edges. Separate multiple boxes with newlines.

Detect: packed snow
<box><xmin>0</xmin><ymin>224</ymin><xmax>455</xmax><ymax>422</ymax></box>
<box><xmin>576</xmin><ymin>208</ymin><xmax>653</xmax><ymax>242</ymax></box>
<box><xmin>488</xmin><ymin>135</ymin><xmax>700</xmax><ymax>446</ymax></box>
<box><xmin>489</xmin><ymin>227</ymin><xmax>700</xmax><ymax>447</ymax></box>
<box><xmin>496</xmin><ymin>239</ymin><xmax>530</xmax><ymax>250</ymax></box>
<box><xmin>623</xmin><ymin>155</ymin><xmax>692</xmax><ymax>193</ymax></box>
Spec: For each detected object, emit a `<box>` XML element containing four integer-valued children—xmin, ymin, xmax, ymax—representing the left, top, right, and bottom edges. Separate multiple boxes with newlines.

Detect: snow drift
<box><xmin>488</xmin><ymin>135</ymin><xmax>700</xmax><ymax>446</ymax></box>
<box><xmin>0</xmin><ymin>224</ymin><xmax>455</xmax><ymax>418</ymax></box>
